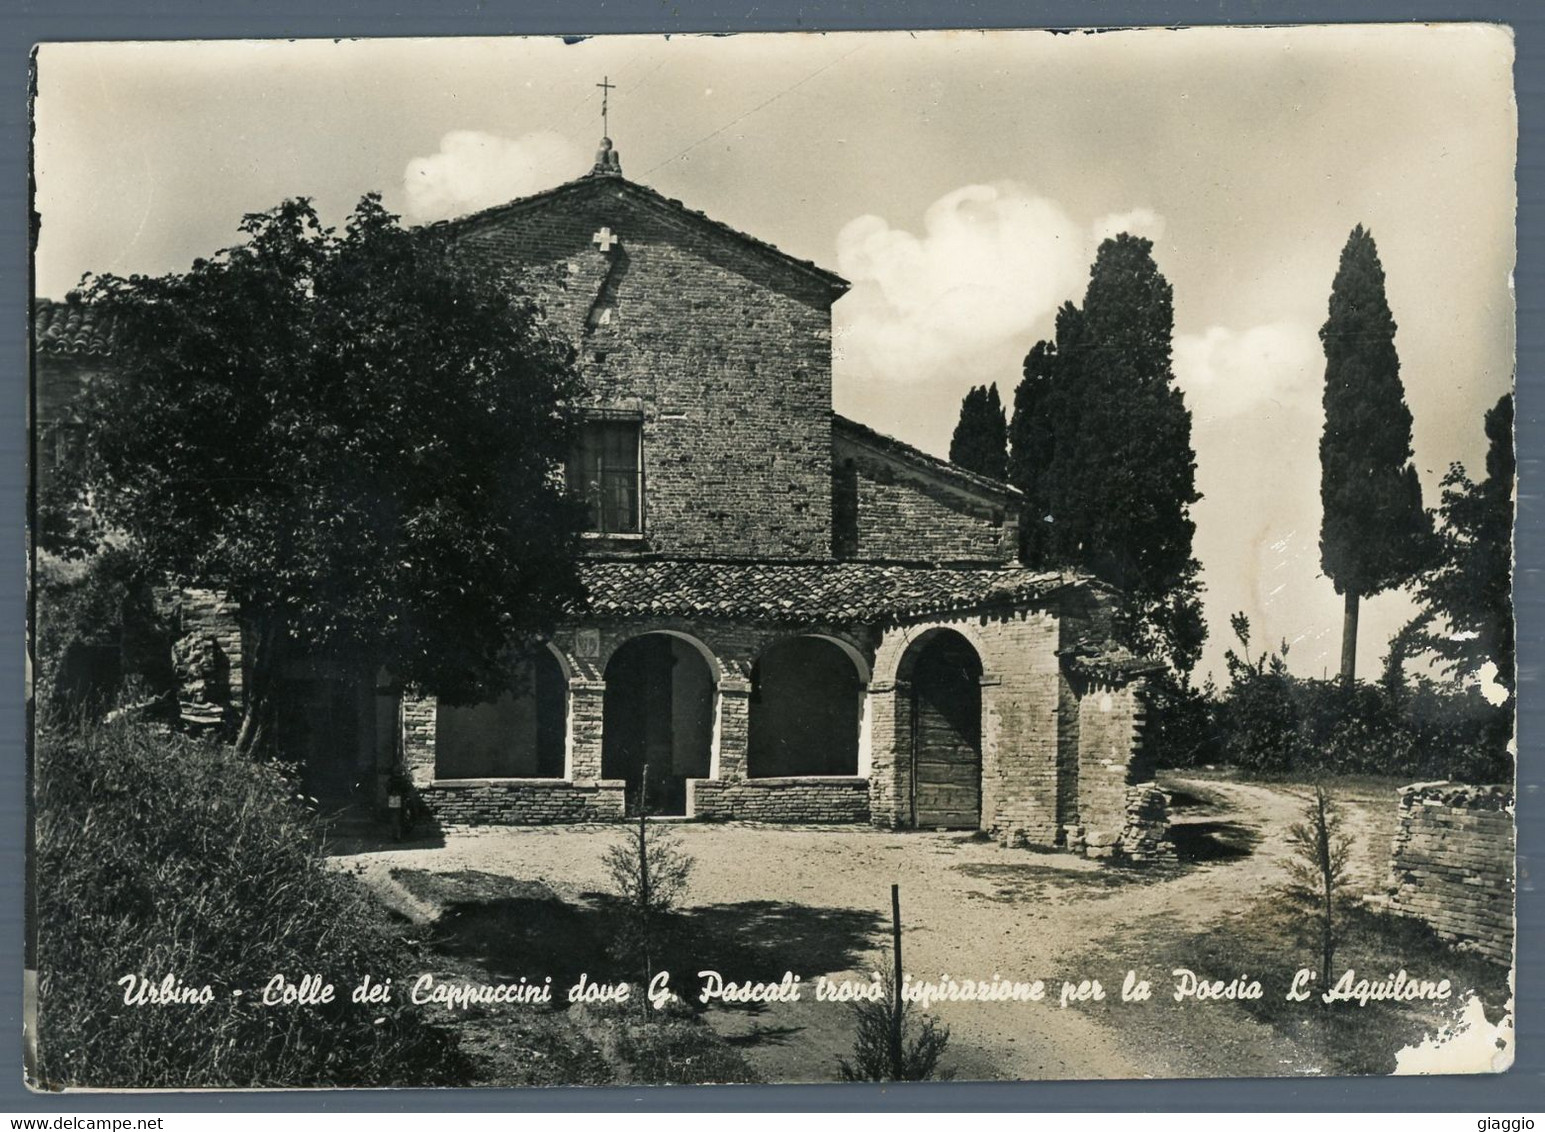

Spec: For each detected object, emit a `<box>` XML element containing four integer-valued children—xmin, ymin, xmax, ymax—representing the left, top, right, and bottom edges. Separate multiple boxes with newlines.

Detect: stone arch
<box><xmin>873</xmin><ymin>619</ymin><xmax>993</xmax><ymax>689</ymax></box>
<box><xmin>602</xmin><ymin>630</ymin><xmax>719</xmax><ymax>815</ymax></box>
<box><xmin>542</xmin><ymin>639</ymin><xmax>577</xmax><ymax>682</ymax></box>
<box><xmin>748</xmin><ymin>634</ymin><xmax>868</xmax><ymax>778</ymax></box>
<box><xmin>597</xmin><ymin>627</ymin><xmax>724</xmax><ymax>684</ymax></box>
<box><xmin>895</xmin><ymin>627</ymin><xmax>985</xmax><ymax>830</ymax></box>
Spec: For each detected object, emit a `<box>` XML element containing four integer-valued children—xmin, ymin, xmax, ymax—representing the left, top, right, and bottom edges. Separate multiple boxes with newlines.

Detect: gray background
<box><xmin>3</xmin><ymin>0</ymin><xmax>1539</xmax><ymax>1112</ymax></box>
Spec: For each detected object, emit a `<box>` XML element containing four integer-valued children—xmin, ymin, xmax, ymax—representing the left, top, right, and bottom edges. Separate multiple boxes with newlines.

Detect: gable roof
<box><xmin>423</xmin><ymin>171</ymin><xmax>850</xmax><ymax>300</ymax></box>
<box><xmin>34</xmin><ymin>299</ymin><xmax>117</xmax><ymax>357</ymax></box>
<box><xmin>832</xmin><ymin>413</ymin><xmax>1021</xmax><ymax>502</ymax></box>
<box><xmin>577</xmin><ymin>556</ymin><xmax>1077</xmax><ymax>625</ymax></box>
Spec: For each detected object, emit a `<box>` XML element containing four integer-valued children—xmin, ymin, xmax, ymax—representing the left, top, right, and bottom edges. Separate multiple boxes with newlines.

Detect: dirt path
<box><xmin>332</xmin><ymin>774</ymin><xmax>1383</xmax><ymax>1083</ymax></box>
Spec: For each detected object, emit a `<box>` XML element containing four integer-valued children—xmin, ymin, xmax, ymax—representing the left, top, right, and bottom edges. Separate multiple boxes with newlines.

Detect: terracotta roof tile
<box><xmin>575</xmin><ymin>557</ymin><xmax>1079</xmax><ymax>625</ymax></box>
<box><xmin>34</xmin><ymin>299</ymin><xmax>116</xmax><ymax>356</ymax></box>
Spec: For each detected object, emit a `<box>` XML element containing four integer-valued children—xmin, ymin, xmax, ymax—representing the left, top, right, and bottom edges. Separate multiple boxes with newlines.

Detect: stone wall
<box><xmin>1383</xmin><ymin>782</ymin><xmax>1514</xmax><ymax>966</ymax></box>
<box><xmin>688</xmin><ymin>776</ymin><xmax>870</xmax><ymax>822</ymax></box>
<box><xmin>1074</xmin><ymin>679</ymin><xmax>1148</xmax><ymax>854</ymax></box>
<box><xmin>450</xmin><ymin>178</ymin><xmax>837</xmax><ymax>560</ymax></box>
<box><xmin>1116</xmin><ymin>784</ymin><xmax>1174</xmax><ymax>863</ymax></box>
<box><xmin>420</xmin><ymin>779</ymin><xmax>626</xmax><ymax>828</ymax></box>
<box><xmin>167</xmin><ymin>587</ymin><xmax>244</xmax><ymax>730</ymax></box>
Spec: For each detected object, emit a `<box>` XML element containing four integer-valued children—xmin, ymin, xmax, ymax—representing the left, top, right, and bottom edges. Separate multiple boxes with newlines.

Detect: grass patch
<box><xmin>953</xmin><ymin>861</ymin><xmax>1147</xmax><ymax>904</ymax></box>
<box><xmin>1068</xmin><ymin>896</ymin><xmax>1510</xmax><ymax>1077</ymax></box>
<box><xmin>573</xmin><ymin>1002</ymin><xmax>761</xmax><ymax>1085</ymax></box>
<box><xmin>390</xmin><ymin>867</ymin><xmax>769</xmax><ymax>1085</ymax></box>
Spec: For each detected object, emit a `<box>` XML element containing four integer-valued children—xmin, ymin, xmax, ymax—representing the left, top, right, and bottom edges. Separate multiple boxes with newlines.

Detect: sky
<box><xmin>32</xmin><ymin>26</ymin><xmax>1517</xmax><ymax>683</ymax></box>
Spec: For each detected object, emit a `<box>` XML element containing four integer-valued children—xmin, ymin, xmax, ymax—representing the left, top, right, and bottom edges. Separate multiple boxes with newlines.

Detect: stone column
<box><xmin>569</xmin><ymin>678</ymin><xmax>607</xmax><ymax>783</ymax></box>
<box><xmin>865</xmin><ymin>681</ymin><xmax>908</xmax><ymax>828</ymax></box>
<box><xmin>401</xmin><ymin>695</ymin><xmax>436</xmax><ymax>788</ymax></box>
<box><xmin>714</xmin><ymin>676</ymin><xmax>751</xmax><ymax>781</ymax></box>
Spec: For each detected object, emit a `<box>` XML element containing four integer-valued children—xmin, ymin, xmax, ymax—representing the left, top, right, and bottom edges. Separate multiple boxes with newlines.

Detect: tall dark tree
<box><xmin>1318</xmin><ymin>225</ymin><xmax>1431</xmax><ymax>680</ymax></box>
<box><xmin>948</xmin><ymin>383</ymin><xmax>1008</xmax><ymax>481</ymax></box>
<box><xmin>54</xmin><ymin>196</ymin><xmax>589</xmax><ymax>754</ymax></box>
<box><xmin>1008</xmin><ymin>235</ymin><xmax>1205</xmax><ymax>674</ymax></box>
<box><xmin>1405</xmin><ymin>392</ymin><xmax>1515</xmax><ymax>695</ymax></box>
<box><xmin>1008</xmin><ymin>335</ymin><xmax>1060</xmax><ymax>566</ymax></box>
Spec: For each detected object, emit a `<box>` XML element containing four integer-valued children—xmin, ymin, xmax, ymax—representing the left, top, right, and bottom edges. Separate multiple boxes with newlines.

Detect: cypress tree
<box><xmin>1008</xmin><ymin>336</ymin><xmax>1061</xmax><ymax>565</ymax></box>
<box><xmin>1008</xmin><ymin>235</ymin><xmax>1205</xmax><ymax>674</ymax></box>
<box><xmin>949</xmin><ymin>383</ymin><xmax>1008</xmax><ymax>481</ymax></box>
<box><xmin>1318</xmin><ymin>225</ymin><xmax>1431</xmax><ymax>680</ymax></box>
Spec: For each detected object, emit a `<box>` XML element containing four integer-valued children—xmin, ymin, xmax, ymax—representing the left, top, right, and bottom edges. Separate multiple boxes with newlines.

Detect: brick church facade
<box><xmin>34</xmin><ymin>139</ymin><xmax>1166</xmax><ymax>857</ymax></box>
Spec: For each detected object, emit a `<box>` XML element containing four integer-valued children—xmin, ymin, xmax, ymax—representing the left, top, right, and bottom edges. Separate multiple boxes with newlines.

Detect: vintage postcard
<box><xmin>27</xmin><ymin>25</ymin><xmax>1516</xmax><ymax>1089</ymax></box>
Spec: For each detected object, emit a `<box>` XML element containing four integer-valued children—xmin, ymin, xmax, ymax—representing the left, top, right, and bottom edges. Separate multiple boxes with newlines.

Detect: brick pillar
<box><xmin>715</xmin><ymin>676</ymin><xmax>751</xmax><ymax>781</ymax></box>
<box><xmin>865</xmin><ymin>681</ymin><xmax>908</xmax><ymax>828</ymax></box>
<box><xmin>401</xmin><ymin>695</ymin><xmax>436</xmax><ymax>787</ymax></box>
<box><xmin>569</xmin><ymin>678</ymin><xmax>606</xmax><ymax>783</ymax></box>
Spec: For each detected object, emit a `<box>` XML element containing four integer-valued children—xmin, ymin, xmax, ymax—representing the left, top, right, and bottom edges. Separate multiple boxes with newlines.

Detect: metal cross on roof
<box><xmin>592</xmin><ymin>226</ymin><xmax>619</xmax><ymax>252</ymax></box>
<box><xmin>597</xmin><ymin>75</ymin><xmax>615</xmax><ymax>137</ymax></box>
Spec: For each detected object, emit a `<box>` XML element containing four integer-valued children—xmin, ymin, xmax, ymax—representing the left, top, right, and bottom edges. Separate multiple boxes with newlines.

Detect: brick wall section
<box><xmin>688</xmin><ymin>776</ymin><xmax>870</xmax><ymax>822</ymax></box>
<box><xmin>1383</xmin><ymin>783</ymin><xmax>1514</xmax><ymax>966</ymax></box>
<box><xmin>422</xmin><ymin>779</ymin><xmax>626</xmax><ymax>827</ymax></box>
<box><xmin>1056</xmin><ymin>672</ymin><xmax>1082</xmax><ymax>837</ymax></box>
<box><xmin>450</xmin><ymin>179</ymin><xmax>836</xmax><ymax>560</ymax></box>
<box><xmin>833</xmin><ymin>428</ymin><xmax>1017</xmax><ymax>564</ymax></box>
<box><xmin>402</xmin><ymin>695</ymin><xmax>436</xmax><ymax>786</ymax></box>
<box><xmin>34</xmin><ymin>354</ymin><xmax>109</xmax><ymax>492</ymax></box>
<box><xmin>983</xmin><ymin>612</ymin><xmax>1065</xmax><ymax>843</ymax></box>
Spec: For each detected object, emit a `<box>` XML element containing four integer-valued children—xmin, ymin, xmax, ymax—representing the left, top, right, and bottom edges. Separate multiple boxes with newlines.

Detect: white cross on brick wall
<box><xmin>592</xmin><ymin>227</ymin><xmax>619</xmax><ymax>252</ymax></box>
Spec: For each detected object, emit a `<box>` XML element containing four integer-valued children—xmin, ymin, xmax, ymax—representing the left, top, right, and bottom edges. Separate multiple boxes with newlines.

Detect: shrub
<box><xmin>34</xmin><ymin>548</ymin><xmax>173</xmax><ymax>724</ymax></box>
<box><xmin>836</xmin><ymin>967</ymin><xmax>952</xmax><ymax>1082</ymax></box>
<box><xmin>33</xmin><ymin>721</ymin><xmax>470</xmax><ymax>1088</ymax></box>
<box><xmin>1207</xmin><ymin>613</ymin><xmax>1511</xmax><ymax>782</ymax></box>
<box><xmin>602</xmin><ymin>816</ymin><xmax>695</xmax><ymax>999</ymax></box>
<box><xmin>1143</xmin><ymin>670</ymin><xmax>1221</xmax><ymax>769</ymax></box>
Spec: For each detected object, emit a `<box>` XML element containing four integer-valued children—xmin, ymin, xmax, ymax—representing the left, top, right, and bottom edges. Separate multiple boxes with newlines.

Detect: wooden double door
<box><xmin>908</xmin><ymin>634</ymin><xmax>983</xmax><ymax>830</ymax></box>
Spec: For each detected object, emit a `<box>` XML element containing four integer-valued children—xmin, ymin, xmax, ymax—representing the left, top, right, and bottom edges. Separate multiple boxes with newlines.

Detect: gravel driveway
<box><xmin>333</xmin><ymin>775</ymin><xmax>1392</xmax><ymax>1082</ymax></box>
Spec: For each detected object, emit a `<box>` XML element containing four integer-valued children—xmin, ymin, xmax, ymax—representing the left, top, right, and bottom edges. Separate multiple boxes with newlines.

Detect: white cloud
<box><xmin>832</xmin><ymin>182</ymin><xmax>1166</xmax><ymax>387</ymax></box>
<box><xmin>403</xmin><ymin>130</ymin><xmax>584</xmax><ymax>222</ymax></box>
<box><xmin>1174</xmin><ymin>322</ymin><xmax>1319</xmax><ymax>422</ymax></box>
<box><xmin>1091</xmin><ymin>207</ymin><xmax>1167</xmax><ymax>246</ymax></box>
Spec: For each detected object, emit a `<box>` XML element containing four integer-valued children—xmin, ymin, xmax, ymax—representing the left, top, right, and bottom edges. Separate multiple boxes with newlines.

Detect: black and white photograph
<box><xmin>26</xmin><ymin>24</ymin><xmax>1517</xmax><ymax>1090</ymax></box>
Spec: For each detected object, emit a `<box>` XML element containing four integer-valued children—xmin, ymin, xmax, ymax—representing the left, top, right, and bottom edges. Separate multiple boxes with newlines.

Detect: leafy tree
<box><xmin>1318</xmin><ymin>225</ymin><xmax>1431</xmax><ymax>680</ymax></box>
<box><xmin>1007</xmin><ymin>235</ymin><xmax>1205</xmax><ymax>674</ymax></box>
<box><xmin>1404</xmin><ymin>393</ymin><xmax>1515</xmax><ymax>697</ymax></box>
<box><xmin>54</xmin><ymin>196</ymin><xmax>588</xmax><ymax>755</ymax></box>
<box><xmin>947</xmin><ymin>383</ymin><xmax>1008</xmax><ymax>481</ymax></box>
